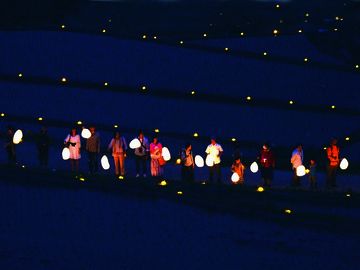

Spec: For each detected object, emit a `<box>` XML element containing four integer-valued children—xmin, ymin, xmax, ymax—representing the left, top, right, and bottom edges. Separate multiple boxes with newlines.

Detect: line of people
<box><xmin>3</xmin><ymin>125</ymin><xmax>343</xmax><ymax>189</ymax></box>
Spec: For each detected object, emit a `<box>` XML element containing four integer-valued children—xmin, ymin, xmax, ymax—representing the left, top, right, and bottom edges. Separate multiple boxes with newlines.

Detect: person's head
<box><xmin>70</xmin><ymin>127</ymin><xmax>77</xmax><ymax>136</ymax></box>
<box><xmin>185</xmin><ymin>142</ymin><xmax>192</xmax><ymax>151</ymax></box>
<box><xmin>139</xmin><ymin>130</ymin><xmax>144</xmax><ymax>140</ymax></box>
<box><xmin>296</xmin><ymin>144</ymin><xmax>303</xmax><ymax>151</ymax></box>
<box><xmin>89</xmin><ymin>126</ymin><xmax>96</xmax><ymax>135</ymax></box>
<box><xmin>262</xmin><ymin>143</ymin><xmax>270</xmax><ymax>151</ymax></box>
<box><xmin>40</xmin><ymin>126</ymin><xmax>47</xmax><ymax>134</ymax></box>
<box><xmin>310</xmin><ymin>159</ymin><xmax>316</xmax><ymax>165</ymax></box>
<box><xmin>331</xmin><ymin>138</ymin><xmax>338</xmax><ymax>146</ymax></box>
<box><xmin>210</xmin><ymin>136</ymin><xmax>216</xmax><ymax>145</ymax></box>
<box><xmin>153</xmin><ymin>136</ymin><xmax>158</xmax><ymax>144</ymax></box>
<box><xmin>234</xmin><ymin>157</ymin><xmax>241</xmax><ymax>164</ymax></box>
<box><xmin>114</xmin><ymin>131</ymin><xmax>120</xmax><ymax>139</ymax></box>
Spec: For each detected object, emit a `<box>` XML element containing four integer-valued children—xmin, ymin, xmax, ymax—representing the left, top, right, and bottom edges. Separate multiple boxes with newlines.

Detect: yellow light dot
<box><xmin>298</xmin><ymin>29</ymin><xmax>303</xmax><ymax>33</ymax></box>
<box><xmin>335</xmin><ymin>16</ymin><xmax>340</xmax><ymax>21</ymax></box>
<box><xmin>284</xmin><ymin>209</ymin><xmax>292</xmax><ymax>214</ymax></box>
<box><xmin>18</xmin><ymin>73</ymin><xmax>23</xmax><ymax>78</ymax></box>
<box><xmin>355</xmin><ymin>65</ymin><xmax>359</xmax><ymax>69</ymax></box>
<box><xmin>22</xmin><ymin>165</ymin><xmax>26</xmax><ymax>168</ymax></box>
<box><xmin>246</xmin><ymin>96</ymin><xmax>252</xmax><ymax>101</ymax></box>
<box><xmin>346</xmin><ymin>193</ymin><xmax>351</xmax><ymax>197</ymax></box>
<box><xmin>38</xmin><ymin>117</ymin><xmax>43</xmax><ymax>121</ymax></box>
<box><xmin>203</xmin><ymin>33</ymin><xmax>207</xmax><ymax>37</ymax></box>
<box><xmin>177</xmin><ymin>191</ymin><xmax>183</xmax><ymax>195</ymax></box>
<box><xmin>305</xmin><ymin>13</ymin><xmax>310</xmax><ymax>17</ymax></box>
<box><xmin>114</xmin><ymin>124</ymin><xmax>118</xmax><ymax>128</ymax></box>
<box><xmin>275</xmin><ymin>4</ymin><xmax>280</xmax><ymax>8</ymax></box>
<box><xmin>263</xmin><ymin>52</ymin><xmax>267</xmax><ymax>56</ymax></box>
<box><xmin>142</xmin><ymin>35</ymin><xmax>147</xmax><ymax>39</ymax></box>
<box><xmin>141</xmin><ymin>85</ymin><xmax>146</xmax><ymax>91</ymax></box>
<box><xmin>304</xmin><ymin>58</ymin><xmax>309</xmax><ymax>62</ymax></box>
<box><xmin>193</xmin><ymin>132</ymin><xmax>199</xmax><ymax>137</ymax></box>
<box><xmin>154</xmin><ymin>129</ymin><xmax>160</xmax><ymax>133</ymax></box>
<box><xmin>257</xmin><ymin>186</ymin><xmax>264</xmax><ymax>192</ymax></box>
<box><xmin>289</xmin><ymin>100</ymin><xmax>294</xmax><ymax>105</ymax></box>
<box><xmin>345</xmin><ymin>137</ymin><xmax>350</xmax><ymax>141</ymax></box>
<box><xmin>331</xmin><ymin>105</ymin><xmax>336</xmax><ymax>109</ymax></box>
<box><xmin>334</xmin><ymin>28</ymin><xmax>338</xmax><ymax>32</ymax></box>
<box><xmin>159</xmin><ymin>180</ymin><xmax>167</xmax><ymax>186</ymax></box>
<box><xmin>104</xmin><ymin>82</ymin><xmax>108</xmax><ymax>86</ymax></box>
<box><xmin>179</xmin><ymin>40</ymin><xmax>184</xmax><ymax>44</ymax></box>
<box><xmin>191</xmin><ymin>90</ymin><xmax>196</xmax><ymax>95</ymax></box>
<box><xmin>0</xmin><ymin>113</ymin><xmax>5</xmax><ymax>117</ymax></box>
<box><xmin>224</xmin><ymin>47</ymin><xmax>229</xmax><ymax>51</ymax></box>
<box><xmin>77</xmin><ymin>121</ymin><xmax>82</xmax><ymax>125</ymax></box>
<box><xmin>176</xmin><ymin>159</ymin><xmax>181</xmax><ymax>165</ymax></box>
<box><xmin>240</xmin><ymin>32</ymin><xmax>245</xmax><ymax>36</ymax></box>
<box><xmin>323</xmin><ymin>147</ymin><xmax>327</xmax><ymax>150</ymax></box>
<box><xmin>102</xmin><ymin>29</ymin><xmax>106</xmax><ymax>33</ymax></box>
<box><xmin>305</xmin><ymin>169</ymin><xmax>310</xmax><ymax>174</ymax></box>
<box><xmin>201</xmin><ymin>181</ymin><xmax>206</xmax><ymax>185</ymax></box>
<box><xmin>118</xmin><ymin>176</ymin><xmax>124</xmax><ymax>180</ymax></box>
<box><xmin>61</xmin><ymin>24</ymin><xmax>66</xmax><ymax>29</ymax></box>
<box><xmin>273</xmin><ymin>29</ymin><xmax>279</xmax><ymax>35</ymax></box>
<box><xmin>231</xmin><ymin>138</ymin><xmax>236</xmax><ymax>142</ymax></box>
<box><xmin>79</xmin><ymin>177</ymin><xmax>85</xmax><ymax>182</ymax></box>
<box><xmin>61</xmin><ymin>77</ymin><xmax>67</xmax><ymax>83</ymax></box>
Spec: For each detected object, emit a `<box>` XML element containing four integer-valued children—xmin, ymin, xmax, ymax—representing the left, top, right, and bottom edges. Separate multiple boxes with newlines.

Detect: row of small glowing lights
<box><xmin>12</xmin><ymin>128</ymin><xmax>350</xmax><ymax>184</ymax></box>
<box><xmin>14</xmin><ymin>72</ymin><xmax>348</xmax><ymax>110</ymax></box>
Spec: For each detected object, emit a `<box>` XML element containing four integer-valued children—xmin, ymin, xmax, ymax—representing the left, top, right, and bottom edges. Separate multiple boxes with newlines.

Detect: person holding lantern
<box><xmin>134</xmin><ymin>130</ymin><xmax>149</xmax><ymax>178</ymax></box>
<box><xmin>108</xmin><ymin>131</ymin><xmax>127</xmax><ymax>178</ymax></box>
<box><xmin>86</xmin><ymin>126</ymin><xmax>100</xmax><ymax>174</ymax></box>
<box><xmin>205</xmin><ymin>137</ymin><xmax>223</xmax><ymax>184</ymax></box>
<box><xmin>326</xmin><ymin>138</ymin><xmax>340</xmax><ymax>188</ymax></box>
<box><xmin>64</xmin><ymin>127</ymin><xmax>81</xmax><ymax>173</ymax></box>
<box><xmin>291</xmin><ymin>144</ymin><xmax>304</xmax><ymax>187</ymax></box>
<box><xmin>258</xmin><ymin>143</ymin><xmax>275</xmax><ymax>187</ymax></box>
<box><xmin>150</xmin><ymin>136</ymin><xmax>164</xmax><ymax>179</ymax></box>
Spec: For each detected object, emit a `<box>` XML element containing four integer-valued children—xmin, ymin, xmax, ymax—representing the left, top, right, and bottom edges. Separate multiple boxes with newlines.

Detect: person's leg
<box><xmin>216</xmin><ymin>164</ymin><xmax>221</xmax><ymax>184</ymax></box>
<box><xmin>331</xmin><ymin>166</ymin><xmax>337</xmax><ymax>187</ymax></box>
<box><xmin>326</xmin><ymin>165</ymin><xmax>332</xmax><ymax>188</ymax></box>
<box><xmin>114</xmin><ymin>156</ymin><xmax>120</xmax><ymax>176</ymax></box>
<box><xmin>135</xmin><ymin>155</ymin><xmax>140</xmax><ymax>176</ymax></box>
<box><xmin>141</xmin><ymin>156</ymin><xmax>147</xmax><ymax>176</ymax></box>
<box><xmin>119</xmin><ymin>154</ymin><xmax>125</xmax><ymax>176</ymax></box>
<box><xmin>188</xmin><ymin>167</ymin><xmax>195</xmax><ymax>183</ymax></box>
<box><xmin>209</xmin><ymin>166</ymin><xmax>214</xmax><ymax>183</ymax></box>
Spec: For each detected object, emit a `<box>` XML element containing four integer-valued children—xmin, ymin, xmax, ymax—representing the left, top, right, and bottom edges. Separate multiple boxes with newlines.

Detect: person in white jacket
<box><xmin>291</xmin><ymin>144</ymin><xmax>303</xmax><ymax>186</ymax></box>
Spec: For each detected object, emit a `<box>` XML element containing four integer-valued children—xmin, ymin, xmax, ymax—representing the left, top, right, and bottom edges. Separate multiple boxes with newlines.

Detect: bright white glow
<box><xmin>81</xmin><ymin>128</ymin><xmax>91</xmax><ymax>139</ymax></box>
<box><xmin>62</xmin><ymin>148</ymin><xmax>70</xmax><ymax>160</ymax></box>
<box><xmin>231</xmin><ymin>173</ymin><xmax>240</xmax><ymax>183</ymax></box>
<box><xmin>195</xmin><ymin>155</ymin><xmax>204</xmax><ymax>168</ymax></box>
<box><xmin>101</xmin><ymin>155</ymin><xmax>110</xmax><ymax>170</ymax></box>
<box><xmin>296</xmin><ymin>165</ymin><xmax>306</xmax><ymax>177</ymax></box>
<box><xmin>340</xmin><ymin>158</ymin><xmax>349</xmax><ymax>170</ymax></box>
<box><xmin>250</xmin><ymin>162</ymin><xmax>259</xmax><ymax>173</ymax></box>
<box><xmin>13</xmin><ymin>129</ymin><xmax>23</xmax><ymax>144</ymax></box>
<box><xmin>129</xmin><ymin>138</ymin><xmax>141</xmax><ymax>149</ymax></box>
<box><xmin>205</xmin><ymin>155</ymin><xmax>214</xmax><ymax>167</ymax></box>
<box><xmin>162</xmin><ymin>147</ymin><xmax>171</xmax><ymax>161</ymax></box>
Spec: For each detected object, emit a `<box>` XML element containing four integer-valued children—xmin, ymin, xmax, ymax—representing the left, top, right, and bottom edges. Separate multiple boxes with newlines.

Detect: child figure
<box><xmin>231</xmin><ymin>157</ymin><xmax>245</xmax><ymax>185</ymax></box>
<box><xmin>309</xmin><ymin>159</ymin><xmax>317</xmax><ymax>189</ymax></box>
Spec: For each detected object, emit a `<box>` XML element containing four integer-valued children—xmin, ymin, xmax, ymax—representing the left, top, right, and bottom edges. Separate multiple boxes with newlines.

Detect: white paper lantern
<box><xmin>162</xmin><ymin>147</ymin><xmax>171</xmax><ymax>161</ymax></box>
<box><xmin>231</xmin><ymin>172</ymin><xmax>240</xmax><ymax>183</ymax></box>
<box><xmin>81</xmin><ymin>128</ymin><xmax>91</xmax><ymax>139</ymax></box>
<box><xmin>205</xmin><ymin>155</ymin><xmax>214</xmax><ymax>167</ymax></box>
<box><xmin>129</xmin><ymin>138</ymin><xmax>141</xmax><ymax>149</ymax></box>
<box><xmin>13</xmin><ymin>129</ymin><xmax>23</xmax><ymax>144</ymax></box>
<box><xmin>195</xmin><ymin>155</ymin><xmax>204</xmax><ymax>168</ymax></box>
<box><xmin>101</xmin><ymin>155</ymin><xmax>110</xmax><ymax>170</ymax></box>
<box><xmin>296</xmin><ymin>165</ymin><xmax>306</xmax><ymax>177</ymax></box>
<box><xmin>62</xmin><ymin>147</ymin><xmax>70</xmax><ymax>160</ymax></box>
<box><xmin>250</xmin><ymin>161</ymin><xmax>259</xmax><ymax>173</ymax></box>
<box><xmin>340</xmin><ymin>158</ymin><xmax>349</xmax><ymax>170</ymax></box>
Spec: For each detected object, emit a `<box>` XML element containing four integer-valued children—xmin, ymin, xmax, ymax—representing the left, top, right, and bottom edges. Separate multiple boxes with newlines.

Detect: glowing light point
<box><xmin>61</xmin><ymin>25</ymin><xmax>66</xmax><ymax>29</ymax></box>
<box><xmin>0</xmin><ymin>113</ymin><xmax>5</xmax><ymax>117</ymax></box>
<box><xmin>289</xmin><ymin>100</ymin><xmax>294</xmax><ymax>105</ymax></box>
<box><xmin>305</xmin><ymin>169</ymin><xmax>310</xmax><ymax>174</ymax></box>
<box><xmin>154</xmin><ymin>128</ymin><xmax>160</xmax><ymax>133</ymax></box>
<box><xmin>176</xmin><ymin>158</ymin><xmax>181</xmax><ymax>165</ymax></box>
<box><xmin>153</xmin><ymin>36</ymin><xmax>157</xmax><ymax>40</ymax></box>
<box><xmin>129</xmin><ymin>138</ymin><xmax>141</xmax><ymax>149</ymax></box>
<box><xmin>195</xmin><ymin>155</ymin><xmax>204</xmax><ymax>167</ymax></box>
<box><xmin>340</xmin><ymin>158</ymin><xmax>349</xmax><ymax>170</ymax></box>
<box><xmin>305</xmin><ymin>13</ymin><xmax>310</xmax><ymax>17</ymax></box>
<box><xmin>275</xmin><ymin>4</ymin><xmax>280</xmax><ymax>8</ymax></box>
<box><xmin>346</xmin><ymin>193</ymin><xmax>351</xmax><ymax>197</ymax></box>
<box><xmin>273</xmin><ymin>29</ymin><xmax>279</xmax><ymax>35</ymax></box>
<box><xmin>250</xmin><ymin>162</ymin><xmax>259</xmax><ymax>173</ymax></box>
<box><xmin>331</xmin><ymin>105</ymin><xmax>336</xmax><ymax>109</ymax></box>
<box><xmin>355</xmin><ymin>65</ymin><xmax>359</xmax><ymax>69</ymax></box>
<box><xmin>61</xmin><ymin>77</ymin><xmax>67</xmax><ymax>83</ymax></box>
<box><xmin>79</xmin><ymin>177</ymin><xmax>85</xmax><ymax>182</ymax></box>
<box><xmin>18</xmin><ymin>73</ymin><xmax>23</xmax><ymax>78</ymax></box>
<box><xmin>240</xmin><ymin>32</ymin><xmax>245</xmax><ymax>36</ymax></box>
<box><xmin>114</xmin><ymin>124</ymin><xmax>118</xmax><ymax>128</ymax></box>
<box><xmin>159</xmin><ymin>180</ymin><xmax>167</xmax><ymax>186</ymax></box>
<box><xmin>224</xmin><ymin>47</ymin><xmax>229</xmax><ymax>51</ymax></box>
<box><xmin>191</xmin><ymin>91</ymin><xmax>196</xmax><ymax>95</ymax></box>
<box><xmin>179</xmin><ymin>40</ymin><xmax>184</xmax><ymax>44</ymax></box>
<box><xmin>304</xmin><ymin>58</ymin><xmax>309</xmax><ymax>62</ymax></box>
<box><xmin>193</xmin><ymin>132</ymin><xmax>199</xmax><ymax>138</ymax></box>
<box><xmin>101</xmin><ymin>155</ymin><xmax>110</xmax><ymax>170</ymax></box>
<box><xmin>263</xmin><ymin>52</ymin><xmax>267</xmax><ymax>56</ymax></box>
<box><xmin>323</xmin><ymin>147</ymin><xmax>327</xmax><ymax>150</ymax></box>
<box><xmin>177</xmin><ymin>191</ymin><xmax>183</xmax><ymax>195</ymax></box>
<box><xmin>104</xmin><ymin>82</ymin><xmax>108</xmax><ymax>86</ymax></box>
<box><xmin>38</xmin><ymin>117</ymin><xmax>43</xmax><ymax>121</ymax></box>
<box><xmin>231</xmin><ymin>138</ymin><xmax>236</xmax><ymax>142</ymax></box>
<box><xmin>345</xmin><ymin>137</ymin><xmax>350</xmax><ymax>141</ymax></box>
<box><xmin>203</xmin><ymin>33</ymin><xmax>207</xmax><ymax>37</ymax></box>
<box><xmin>77</xmin><ymin>121</ymin><xmax>82</xmax><ymax>125</ymax></box>
<box><xmin>257</xmin><ymin>186</ymin><xmax>264</xmax><ymax>192</ymax></box>
<box><xmin>142</xmin><ymin>35</ymin><xmax>147</xmax><ymax>39</ymax></box>
<box><xmin>141</xmin><ymin>85</ymin><xmax>147</xmax><ymax>91</ymax></box>
<box><xmin>298</xmin><ymin>29</ymin><xmax>303</xmax><ymax>33</ymax></box>
<box><xmin>13</xmin><ymin>129</ymin><xmax>23</xmax><ymax>144</ymax></box>
<box><xmin>102</xmin><ymin>29</ymin><xmax>106</xmax><ymax>33</ymax></box>
<box><xmin>284</xmin><ymin>209</ymin><xmax>292</xmax><ymax>214</ymax></box>
<box><xmin>246</xmin><ymin>96</ymin><xmax>252</xmax><ymax>101</ymax></box>
<box><xmin>118</xmin><ymin>175</ymin><xmax>124</xmax><ymax>180</ymax></box>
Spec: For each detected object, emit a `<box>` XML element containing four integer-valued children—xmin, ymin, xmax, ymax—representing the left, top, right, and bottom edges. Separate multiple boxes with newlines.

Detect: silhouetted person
<box><xmin>181</xmin><ymin>142</ymin><xmax>194</xmax><ymax>183</ymax></box>
<box><xmin>134</xmin><ymin>130</ymin><xmax>149</xmax><ymax>178</ymax></box>
<box><xmin>326</xmin><ymin>138</ymin><xmax>340</xmax><ymax>188</ymax></box>
<box><xmin>309</xmin><ymin>159</ymin><xmax>317</xmax><ymax>190</ymax></box>
<box><xmin>258</xmin><ymin>143</ymin><xmax>275</xmax><ymax>187</ymax></box>
<box><xmin>205</xmin><ymin>137</ymin><xmax>223</xmax><ymax>184</ymax></box>
<box><xmin>5</xmin><ymin>126</ymin><xmax>16</xmax><ymax>166</ymax></box>
<box><xmin>86</xmin><ymin>126</ymin><xmax>100</xmax><ymax>174</ymax></box>
<box><xmin>37</xmin><ymin>126</ymin><xmax>50</xmax><ymax>168</ymax></box>
<box><xmin>291</xmin><ymin>144</ymin><xmax>303</xmax><ymax>187</ymax></box>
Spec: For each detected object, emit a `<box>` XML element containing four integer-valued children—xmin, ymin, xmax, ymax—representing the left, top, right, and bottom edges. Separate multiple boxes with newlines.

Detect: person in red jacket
<box><xmin>258</xmin><ymin>143</ymin><xmax>275</xmax><ymax>187</ymax></box>
<box><xmin>326</xmin><ymin>138</ymin><xmax>340</xmax><ymax>188</ymax></box>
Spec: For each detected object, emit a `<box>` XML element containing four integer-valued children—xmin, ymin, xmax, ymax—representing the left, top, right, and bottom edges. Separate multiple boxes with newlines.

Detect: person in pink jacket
<box><xmin>108</xmin><ymin>131</ymin><xmax>127</xmax><ymax>178</ymax></box>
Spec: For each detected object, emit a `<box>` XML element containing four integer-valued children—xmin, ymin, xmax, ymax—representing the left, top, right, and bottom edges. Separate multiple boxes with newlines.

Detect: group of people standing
<box><xmin>3</xmin><ymin>125</ymin><xmax>344</xmax><ymax>188</ymax></box>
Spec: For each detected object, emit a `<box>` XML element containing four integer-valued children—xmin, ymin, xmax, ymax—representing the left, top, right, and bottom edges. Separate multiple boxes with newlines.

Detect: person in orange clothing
<box><xmin>108</xmin><ymin>131</ymin><xmax>127</xmax><ymax>178</ymax></box>
<box><xmin>326</xmin><ymin>138</ymin><xmax>340</xmax><ymax>188</ymax></box>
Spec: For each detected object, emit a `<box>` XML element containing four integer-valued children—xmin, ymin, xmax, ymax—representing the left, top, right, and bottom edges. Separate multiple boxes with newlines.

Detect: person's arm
<box><xmin>108</xmin><ymin>139</ymin><xmax>113</xmax><ymax>152</ymax></box>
